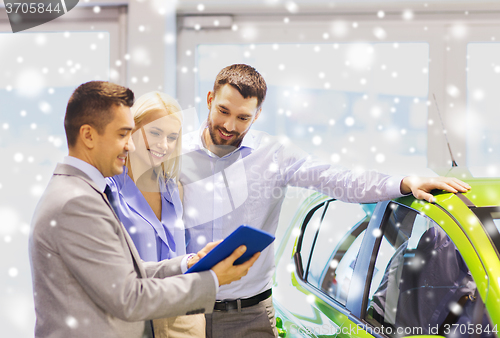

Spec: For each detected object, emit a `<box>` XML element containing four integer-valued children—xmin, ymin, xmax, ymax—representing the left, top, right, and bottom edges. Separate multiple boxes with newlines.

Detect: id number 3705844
<box><xmin>5</xmin><ymin>2</ymin><xmax>63</xmax><ymax>14</ymax></box>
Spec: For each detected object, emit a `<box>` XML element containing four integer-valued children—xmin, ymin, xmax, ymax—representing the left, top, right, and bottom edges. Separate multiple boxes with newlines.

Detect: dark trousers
<box><xmin>206</xmin><ymin>296</ymin><xmax>278</xmax><ymax>338</ymax></box>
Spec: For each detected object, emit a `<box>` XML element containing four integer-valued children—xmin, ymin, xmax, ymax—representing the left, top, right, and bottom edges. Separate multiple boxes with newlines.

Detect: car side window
<box><xmin>365</xmin><ymin>203</ymin><xmax>482</xmax><ymax>337</ymax></box>
<box><xmin>300</xmin><ymin>200</ymin><xmax>374</xmax><ymax>305</ymax></box>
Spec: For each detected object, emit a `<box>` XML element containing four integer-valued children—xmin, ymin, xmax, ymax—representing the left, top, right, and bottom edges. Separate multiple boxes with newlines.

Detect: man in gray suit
<box><xmin>29</xmin><ymin>81</ymin><xmax>259</xmax><ymax>338</ymax></box>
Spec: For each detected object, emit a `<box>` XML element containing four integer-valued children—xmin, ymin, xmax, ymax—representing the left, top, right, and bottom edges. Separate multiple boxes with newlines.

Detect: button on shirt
<box><xmin>180</xmin><ymin>121</ymin><xmax>405</xmax><ymax>301</ymax></box>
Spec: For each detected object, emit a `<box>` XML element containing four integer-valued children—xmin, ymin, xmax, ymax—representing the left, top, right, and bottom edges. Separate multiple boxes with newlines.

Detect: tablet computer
<box><xmin>185</xmin><ymin>225</ymin><xmax>275</xmax><ymax>274</ymax></box>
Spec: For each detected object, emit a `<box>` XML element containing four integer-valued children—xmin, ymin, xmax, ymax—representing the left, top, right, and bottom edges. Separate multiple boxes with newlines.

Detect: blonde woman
<box><xmin>106</xmin><ymin>92</ymin><xmax>205</xmax><ymax>337</ymax></box>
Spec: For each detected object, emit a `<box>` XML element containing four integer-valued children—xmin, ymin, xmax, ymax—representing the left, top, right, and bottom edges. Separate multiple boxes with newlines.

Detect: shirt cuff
<box><xmin>388</xmin><ymin>175</ymin><xmax>409</xmax><ymax>198</ymax></box>
<box><xmin>181</xmin><ymin>253</ymin><xmax>196</xmax><ymax>273</ymax></box>
<box><xmin>209</xmin><ymin>270</ymin><xmax>219</xmax><ymax>294</ymax></box>
<box><xmin>181</xmin><ymin>254</ymin><xmax>219</xmax><ymax>293</ymax></box>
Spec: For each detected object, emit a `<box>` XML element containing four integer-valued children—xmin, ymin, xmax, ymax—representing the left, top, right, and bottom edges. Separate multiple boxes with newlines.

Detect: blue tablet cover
<box><xmin>185</xmin><ymin>225</ymin><xmax>275</xmax><ymax>274</ymax></box>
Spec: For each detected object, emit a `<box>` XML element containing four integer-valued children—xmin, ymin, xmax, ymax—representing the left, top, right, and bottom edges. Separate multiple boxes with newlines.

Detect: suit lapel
<box><xmin>119</xmin><ymin>223</ymin><xmax>148</xmax><ymax>277</ymax></box>
<box><xmin>53</xmin><ymin>163</ymin><xmax>148</xmax><ymax>278</ymax></box>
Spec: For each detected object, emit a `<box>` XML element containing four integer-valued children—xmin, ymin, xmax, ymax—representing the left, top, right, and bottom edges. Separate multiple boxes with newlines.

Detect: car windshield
<box><xmin>472</xmin><ymin>206</ymin><xmax>500</xmax><ymax>255</ymax></box>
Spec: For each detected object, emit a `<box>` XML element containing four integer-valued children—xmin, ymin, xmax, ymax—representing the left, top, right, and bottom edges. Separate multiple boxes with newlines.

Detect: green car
<box><xmin>273</xmin><ymin>177</ymin><xmax>500</xmax><ymax>338</ymax></box>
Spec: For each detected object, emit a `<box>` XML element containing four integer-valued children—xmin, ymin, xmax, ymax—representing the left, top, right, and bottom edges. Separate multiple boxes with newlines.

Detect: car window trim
<box><xmin>294</xmin><ymin>200</ymin><xmax>330</xmax><ymax>281</ymax></box>
<box><xmin>433</xmin><ymin>202</ymin><xmax>489</xmax><ymax>284</ymax></box>
<box><xmin>471</xmin><ymin>206</ymin><xmax>500</xmax><ymax>259</ymax></box>
<box><xmin>436</xmin><ymin>202</ymin><xmax>494</xmax><ymax>328</ymax></box>
<box><xmin>304</xmin><ymin>200</ymin><xmax>331</xmax><ymax>281</ymax></box>
<box><xmin>295</xmin><ymin>199</ymin><xmax>376</xmax><ymax>310</ymax></box>
<box><xmin>355</xmin><ymin>200</ymin><xmax>491</xmax><ymax>337</ymax></box>
<box><xmin>347</xmin><ymin>200</ymin><xmax>391</xmax><ymax>317</ymax></box>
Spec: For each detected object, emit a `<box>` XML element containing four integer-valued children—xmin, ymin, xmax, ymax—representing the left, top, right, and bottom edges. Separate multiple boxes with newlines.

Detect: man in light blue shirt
<box><xmin>29</xmin><ymin>81</ymin><xmax>260</xmax><ymax>338</ymax></box>
<box><xmin>179</xmin><ymin>64</ymin><xmax>471</xmax><ymax>337</ymax></box>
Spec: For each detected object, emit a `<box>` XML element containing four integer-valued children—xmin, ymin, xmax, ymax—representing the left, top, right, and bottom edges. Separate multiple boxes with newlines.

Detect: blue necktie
<box><xmin>104</xmin><ymin>185</ymin><xmax>119</xmax><ymax>215</ymax></box>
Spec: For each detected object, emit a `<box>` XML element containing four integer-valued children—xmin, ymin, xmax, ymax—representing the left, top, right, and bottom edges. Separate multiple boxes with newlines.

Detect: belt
<box><xmin>214</xmin><ymin>289</ymin><xmax>272</xmax><ymax>311</ymax></box>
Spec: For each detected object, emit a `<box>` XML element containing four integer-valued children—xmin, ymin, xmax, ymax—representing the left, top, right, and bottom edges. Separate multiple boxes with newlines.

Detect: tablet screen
<box><xmin>185</xmin><ymin>225</ymin><xmax>275</xmax><ymax>274</ymax></box>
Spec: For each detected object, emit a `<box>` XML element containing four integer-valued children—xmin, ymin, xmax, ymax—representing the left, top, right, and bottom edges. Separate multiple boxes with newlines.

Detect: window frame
<box><xmin>294</xmin><ymin>198</ymin><xmax>376</xmax><ymax>308</ymax></box>
<box><xmin>472</xmin><ymin>206</ymin><xmax>500</xmax><ymax>258</ymax></box>
<box><xmin>177</xmin><ymin>10</ymin><xmax>500</xmax><ymax>171</ymax></box>
<box><xmin>293</xmin><ymin>198</ymin><xmax>364</xmax><ymax>320</ymax></box>
<box><xmin>294</xmin><ymin>200</ymin><xmax>329</xmax><ymax>281</ymax></box>
<box><xmin>291</xmin><ymin>197</ymin><xmax>496</xmax><ymax>338</ymax></box>
<box><xmin>358</xmin><ymin>201</ymin><xmax>494</xmax><ymax>338</ymax></box>
<box><xmin>0</xmin><ymin>5</ymin><xmax>128</xmax><ymax>86</ymax></box>
<box><xmin>358</xmin><ymin>201</ymin><xmax>444</xmax><ymax>319</ymax></box>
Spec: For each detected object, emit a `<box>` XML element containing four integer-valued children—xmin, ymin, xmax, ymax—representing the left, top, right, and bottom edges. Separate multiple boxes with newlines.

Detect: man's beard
<box><xmin>207</xmin><ymin>120</ymin><xmax>244</xmax><ymax>151</ymax></box>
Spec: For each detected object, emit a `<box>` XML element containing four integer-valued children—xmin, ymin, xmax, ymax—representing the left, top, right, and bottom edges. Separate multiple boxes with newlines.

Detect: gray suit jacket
<box><xmin>29</xmin><ymin>164</ymin><xmax>216</xmax><ymax>338</ymax></box>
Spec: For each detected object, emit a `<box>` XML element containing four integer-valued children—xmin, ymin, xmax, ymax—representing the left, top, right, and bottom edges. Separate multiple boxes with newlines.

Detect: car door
<box><xmin>282</xmin><ymin>198</ymin><xmax>376</xmax><ymax>337</ymax></box>
<box><xmin>352</xmin><ymin>201</ymin><xmax>496</xmax><ymax>338</ymax></box>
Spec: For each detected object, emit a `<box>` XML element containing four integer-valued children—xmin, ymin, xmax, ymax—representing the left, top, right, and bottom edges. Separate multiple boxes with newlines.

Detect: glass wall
<box><xmin>467</xmin><ymin>43</ymin><xmax>500</xmax><ymax>177</ymax></box>
<box><xmin>195</xmin><ymin>43</ymin><xmax>429</xmax><ymax>173</ymax></box>
<box><xmin>0</xmin><ymin>32</ymin><xmax>109</xmax><ymax>337</ymax></box>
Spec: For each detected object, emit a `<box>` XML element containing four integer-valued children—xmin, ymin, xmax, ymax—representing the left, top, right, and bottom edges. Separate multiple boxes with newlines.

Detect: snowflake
<box><xmin>345</xmin><ymin>117</ymin><xmax>355</xmax><ymax>127</ymax></box>
<box><xmin>448</xmin><ymin>301</ymin><xmax>463</xmax><ymax>315</ymax></box>
<box><xmin>65</xmin><ymin>316</ymin><xmax>78</xmax><ymax>329</ymax></box>
<box><xmin>373</xmin><ymin>27</ymin><xmax>387</xmax><ymax>40</ymax></box>
<box><xmin>196</xmin><ymin>235</ymin><xmax>206</xmax><ymax>245</ymax></box>
<box><xmin>8</xmin><ymin>267</ymin><xmax>18</xmax><ymax>278</ymax></box>
<box><xmin>38</xmin><ymin>101</ymin><xmax>52</xmax><ymax>114</ymax></box>
<box><xmin>285</xmin><ymin>1</ymin><xmax>298</xmax><ymax>13</ymax></box>
<box><xmin>375</xmin><ymin>154</ymin><xmax>385</xmax><ymax>163</ymax></box>
<box><xmin>13</xmin><ymin>153</ymin><xmax>24</xmax><ymax>163</ymax></box>
<box><xmin>402</xmin><ymin>10</ymin><xmax>414</xmax><ymax>21</ymax></box>
<box><xmin>372</xmin><ymin>229</ymin><xmax>382</xmax><ymax>238</ymax></box>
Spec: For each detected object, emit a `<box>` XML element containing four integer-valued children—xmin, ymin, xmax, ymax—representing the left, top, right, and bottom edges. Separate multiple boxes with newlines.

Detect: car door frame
<box><xmin>292</xmin><ymin>198</ymin><xmax>383</xmax><ymax>333</ymax></box>
<box><xmin>346</xmin><ymin>198</ymin><xmax>496</xmax><ymax>338</ymax></box>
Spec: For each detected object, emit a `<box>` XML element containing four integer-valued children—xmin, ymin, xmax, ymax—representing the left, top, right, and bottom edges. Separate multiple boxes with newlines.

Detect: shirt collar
<box><xmin>195</xmin><ymin>120</ymin><xmax>256</xmax><ymax>155</ymax></box>
<box><xmin>63</xmin><ymin>156</ymin><xmax>107</xmax><ymax>192</ymax></box>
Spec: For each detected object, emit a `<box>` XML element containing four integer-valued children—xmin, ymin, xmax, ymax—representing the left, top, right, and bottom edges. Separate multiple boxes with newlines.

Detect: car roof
<box><xmin>394</xmin><ymin>177</ymin><xmax>500</xmax><ymax>208</ymax></box>
<box><xmin>455</xmin><ymin>178</ymin><xmax>500</xmax><ymax>208</ymax></box>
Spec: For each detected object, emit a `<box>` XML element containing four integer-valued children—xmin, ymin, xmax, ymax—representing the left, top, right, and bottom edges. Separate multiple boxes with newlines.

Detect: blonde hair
<box><xmin>130</xmin><ymin>91</ymin><xmax>183</xmax><ymax>182</ymax></box>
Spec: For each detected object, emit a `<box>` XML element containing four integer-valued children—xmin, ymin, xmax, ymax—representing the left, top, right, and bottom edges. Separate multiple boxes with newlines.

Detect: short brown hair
<box><xmin>64</xmin><ymin>81</ymin><xmax>134</xmax><ymax>147</ymax></box>
<box><xmin>213</xmin><ymin>64</ymin><xmax>267</xmax><ymax>108</ymax></box>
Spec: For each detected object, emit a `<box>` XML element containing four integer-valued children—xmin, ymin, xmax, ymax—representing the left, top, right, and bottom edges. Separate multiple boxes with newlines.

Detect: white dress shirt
<box><xmin>180</xmin><ymin>122</ymin><xmax>404</xmax><ymax>300</ymax></box>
